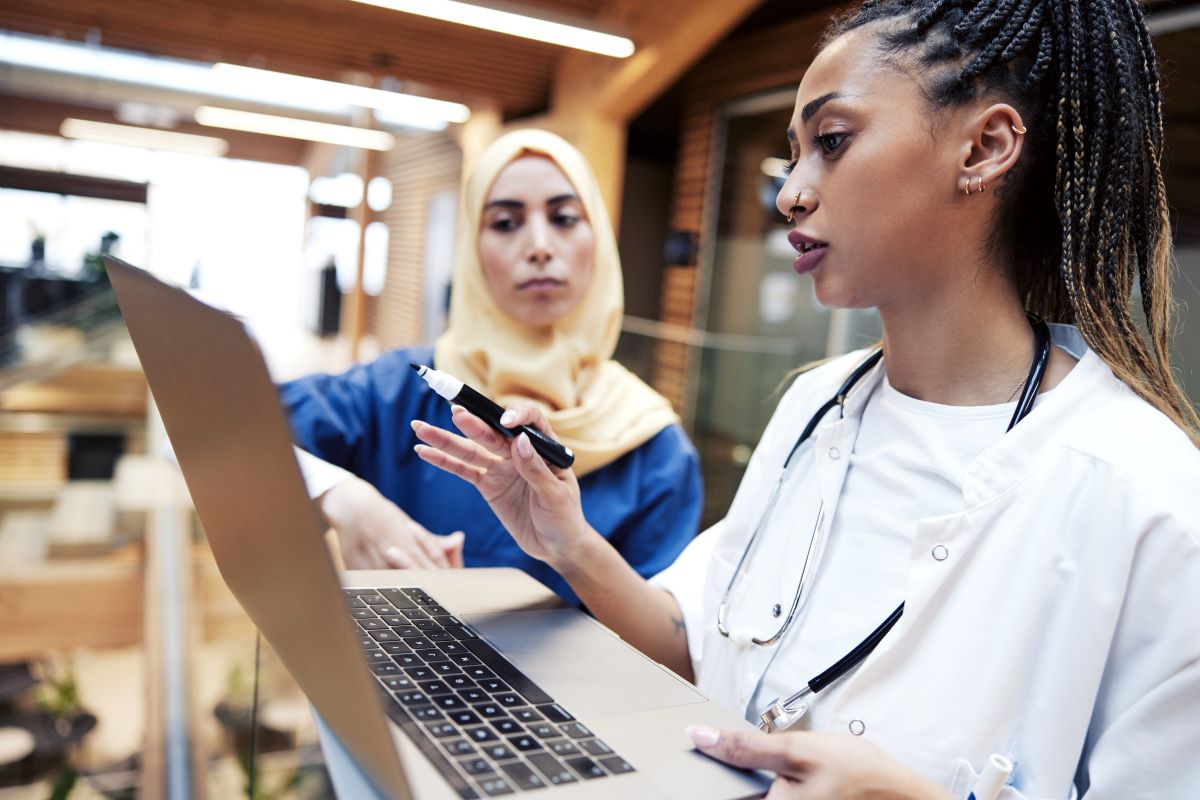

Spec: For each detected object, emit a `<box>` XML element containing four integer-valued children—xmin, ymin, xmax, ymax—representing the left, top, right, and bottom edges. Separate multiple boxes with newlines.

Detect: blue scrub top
<box><xmin>279</xmin><ymin>345</ymin><xmax>702</xmax><ymax>606</ymax></box>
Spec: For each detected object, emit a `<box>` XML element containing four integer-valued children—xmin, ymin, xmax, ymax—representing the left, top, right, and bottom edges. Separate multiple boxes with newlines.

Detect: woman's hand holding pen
<box><xmin>411</xmin><ymin>404</ymin><xmax>595</xmax><ymax>570</ymax></box>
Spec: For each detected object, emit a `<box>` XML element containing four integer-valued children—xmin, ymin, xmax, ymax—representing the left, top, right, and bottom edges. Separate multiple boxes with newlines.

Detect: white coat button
<box><xmin>848</xmin><ymin>719</ymin><xmax>865</xmax><ymax>736</ymax></box>
<box><xmin>828</xmin><ymin>447</ymin><xmax>841</xmax><ymax>460</ymax></box>
<box><xmin>771</xmin><ymin>603</ymin><xmax>782</xmax><ymax>618</ymax></box>
<box><xmin>931</xmin><ymin>545</ymin><xmax>949</xmax><ymax>561</ymax></box>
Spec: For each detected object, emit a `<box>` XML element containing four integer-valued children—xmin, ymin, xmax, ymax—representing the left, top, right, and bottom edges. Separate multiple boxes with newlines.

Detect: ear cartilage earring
<box><xmin>1011</xmin><ymin>123</ymin><xmax>1028</xmax><ymax>135</ymax></box>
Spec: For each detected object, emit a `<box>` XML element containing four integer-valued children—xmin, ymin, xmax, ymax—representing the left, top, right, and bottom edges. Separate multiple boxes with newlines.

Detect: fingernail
<box><xmin>451</xmin><ymin>404</ymin><xmax>464</xmax><ymax>415</ymax></box>
<box><xmin>686</xmin><ymin>725</ymin><xmax>719</xmax><ymax>748</ymax></box>
<box><xmin>410</xmin><ymin>420</ymin><xmax>420</xmax><ymax>431</ymax></box>
<box><xmin>516</xmin><ymin>433</ymin><xmax>533</xmax><ymax>459</ymax></box>
<box><xmin>384</xmin><ymin>546</ymin><xmax>403</xmax><ymax>564</ymax></box>
<box><xmin>500</xmin><ymin>409</ymin><xmax>515</xmax><ymax>426</ymax></box>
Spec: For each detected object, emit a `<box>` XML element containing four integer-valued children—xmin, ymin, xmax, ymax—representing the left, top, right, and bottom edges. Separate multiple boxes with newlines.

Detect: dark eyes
<box><xmin>811</xmin><ymin>132</ymin><xmax>849</xmax><ymax>155</ymax></box>
<box><xmin>780</xmin><ymin>132</ymin><xmax>850</xmax><ymax>175</ymax></box>
<box><xmin>487</xmin><ymin>210</ymin><xmax>580</xmax><ymax>232</ymax></box>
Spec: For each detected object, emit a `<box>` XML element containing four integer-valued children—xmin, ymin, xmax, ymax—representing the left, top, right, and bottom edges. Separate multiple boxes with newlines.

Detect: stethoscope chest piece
<box><xmin>759</xmin><ymin>693</ymin><xmax>811</xmax><ymax>733</ymax></box>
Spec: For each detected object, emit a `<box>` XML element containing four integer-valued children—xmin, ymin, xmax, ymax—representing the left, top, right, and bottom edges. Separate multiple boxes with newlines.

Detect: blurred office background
<box><xmin>0</xmin><ymin>0</ymin><xmax>1197</xmax><ymax>797</ymax></box>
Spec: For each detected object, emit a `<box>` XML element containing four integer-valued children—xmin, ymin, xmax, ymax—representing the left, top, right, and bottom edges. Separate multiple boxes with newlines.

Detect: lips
<box><xmin>787</xmin><ymin>230</ymin><xmax>829</xmax><ymax>275</ymax></box>
<box><xmin>517</xmin><ymin>277</ymin><xmax>566</xmax><ymax>291</ymax></box>
<box><xmin>787</xmin><ymin>230</ymin><xmax>829</xmax><ymax>254</ymax></box>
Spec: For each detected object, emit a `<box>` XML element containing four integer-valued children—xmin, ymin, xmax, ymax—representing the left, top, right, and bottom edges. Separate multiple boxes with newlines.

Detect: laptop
<box><xmin>104</xmin><ymin>256</ymin><xmax>769</xmax><ymax>799</ymax></box>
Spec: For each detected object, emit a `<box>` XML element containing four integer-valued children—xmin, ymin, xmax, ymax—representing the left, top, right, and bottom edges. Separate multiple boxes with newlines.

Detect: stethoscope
<box><xmin>714</xmin><ymin>320</ymin><xmax>1052</xmax><ymax>733</ymax></box>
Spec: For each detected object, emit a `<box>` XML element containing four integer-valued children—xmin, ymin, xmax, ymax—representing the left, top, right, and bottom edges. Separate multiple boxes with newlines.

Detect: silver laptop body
<box><xmin>105</xmin><ymin>256</ymin><xmax>769</xmax><ymax>799</ymax></box>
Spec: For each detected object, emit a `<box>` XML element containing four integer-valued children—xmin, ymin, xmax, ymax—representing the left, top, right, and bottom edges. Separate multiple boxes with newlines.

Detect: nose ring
<box><xmin>786</xmin><ymin>191</ymin><xmax>802</xmax><ymax>223</ymax></box>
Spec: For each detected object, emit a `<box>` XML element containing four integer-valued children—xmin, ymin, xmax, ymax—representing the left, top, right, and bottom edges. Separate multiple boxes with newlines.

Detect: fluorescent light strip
<box><xmin>347</xmin><ymin>0</ymin><xmax>634</xmax><ymax>58</ymax></box>
<box><xmin>195</xmin><ymin>107</ymin><xmax>397</xmax><ymax>150</ymax></box>
<box><xmin>212</xmin><ymin>64</ymin><xmax>469</xmax><ymax>124</ymax></box>
<box><xmin>0</xmin><ymin>31</ymin><xmax>467</xmax><ymax>128</ymax></box>
<box><xmin>60</xmin><ymin>118</ymin><xmax>229</xmax><ymax>156</ymax></box>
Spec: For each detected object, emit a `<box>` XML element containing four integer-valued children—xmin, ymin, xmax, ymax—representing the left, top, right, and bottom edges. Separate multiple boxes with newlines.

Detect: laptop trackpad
<box><xmin>462</xmin><ymin>608</ymin><xmax>706</xmax><ymax>718</ymax></box>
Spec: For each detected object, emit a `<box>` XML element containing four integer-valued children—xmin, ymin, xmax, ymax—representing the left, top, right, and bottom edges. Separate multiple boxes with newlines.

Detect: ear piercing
<box><xmin>1011</xmin><ymin>123</ymin><xmax>1028</xmax><ymax>135</ymax></box>
<box><xmin>962</xmin><ymin>176</ymin><xmax>988</xmax><ymax>195</ymax></box>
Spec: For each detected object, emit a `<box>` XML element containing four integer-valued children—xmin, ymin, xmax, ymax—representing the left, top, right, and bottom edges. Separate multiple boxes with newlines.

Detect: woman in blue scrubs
<box><xmin>280</xmin><ymin>129</ymin><xmax>701</xmax><ymax>605</ymax></box>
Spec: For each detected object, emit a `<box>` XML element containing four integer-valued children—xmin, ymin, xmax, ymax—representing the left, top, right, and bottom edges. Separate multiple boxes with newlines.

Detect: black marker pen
<box><xmin>411</xmin><ymin>363</ymin><xmax>575</xmax><ymax>470</ymax></box>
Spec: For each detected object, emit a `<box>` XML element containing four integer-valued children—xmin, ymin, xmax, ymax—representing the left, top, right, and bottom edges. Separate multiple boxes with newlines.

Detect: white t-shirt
<box><xmin>748</xmin><ymin>376</ymin><xmax>1019</xmax><ymax>731</ymax></box>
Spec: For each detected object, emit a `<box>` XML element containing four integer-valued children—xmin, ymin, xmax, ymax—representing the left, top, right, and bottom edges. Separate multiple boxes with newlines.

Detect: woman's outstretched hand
<box><xmin>317</xmin><ymin>476</ymin><xmax>465</xmax><ymax>570</ymax></box>
<box><xmin>411</xmin><ymin>404</ymin><xmax>594</xmax><ymax>570</ymax></box>
<box><xmin>685</xmin><ymin>726</ymin><xmax>956</xmax><ymax>800</ymax></box>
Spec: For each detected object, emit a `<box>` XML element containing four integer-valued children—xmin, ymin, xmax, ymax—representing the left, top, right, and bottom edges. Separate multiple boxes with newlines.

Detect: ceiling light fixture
<box><xmin>60</xmin><ymin>118</ymin><xmax>229</xmax><ymax>156</ymax></box>
<box><xmin>211</xmin><ymin>64</ymin><xmax>469</xmax><ymax>125</ymax></box>
<box><xmin>346</xmin><ymin>0</ymin><xmax>635</xmax><ymax>58</ymax></box>
<box><xmin>194</xmin><ymin>107</ymin><xmax>397</xmax><ymax>151</ymax></box>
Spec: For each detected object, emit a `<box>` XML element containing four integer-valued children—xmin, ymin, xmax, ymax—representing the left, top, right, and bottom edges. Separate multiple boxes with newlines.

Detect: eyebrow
<box><xmin>484</xmin><ymin>193</ymin><xmax>580</xmax><ymax>211</ymax></box>
<box><xmin>801</xmin><ymin>92</ymin><xmax>845</xmax><ymax>124</ymax></box>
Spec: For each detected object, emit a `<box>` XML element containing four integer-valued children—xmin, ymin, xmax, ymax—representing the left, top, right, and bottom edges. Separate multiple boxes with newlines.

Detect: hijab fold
<box><xmin>433</xmin><ymin>129</ymin><xmax>678</xmax><ymax>476</ymax></box>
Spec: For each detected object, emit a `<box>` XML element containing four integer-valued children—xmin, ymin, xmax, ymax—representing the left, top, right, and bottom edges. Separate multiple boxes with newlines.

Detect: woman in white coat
<box><xmin>411</xmin><ymin>1</ymin><xmax>1200</xmax><ymax>797</ymax></box>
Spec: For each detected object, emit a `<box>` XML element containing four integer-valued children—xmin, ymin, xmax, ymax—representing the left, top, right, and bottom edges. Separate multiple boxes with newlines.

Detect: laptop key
<box><xmin>477</xmin><ymin>776</ymin><xmax>514</xmax><ymax>797</ymax></box>
<box><xmin>447</xmin><ymin>675</ymin><xmax>475</xmax><ymax>690</ymax></box>
<box><xmin>452</xmin><ymin>655</ymin><xmax>483</xmax><ymax>667</ymax></box>
<box><xmin>467</xmin><ymin>726</ymin><xmax>499</xmax><ymax>743</ymax></box>
<box><xmin>412</xmin><ymin>706</ymin><xmax>444</xmax><ymax>721</ymax></box>
<box><xmin>418</xmin><ymin>680</ymin><xmax>451</xmax><ymax>696</ymax></box>
<box><xmin>396</xmin><ymin>691</ymin><xmax>429</xmax><ymax>706</ymax></box>
<box><xmin>451</xmin><ymin>710</ymin><xmax>483</xmax><ymax>726</ymax></box>
<box><xmin>403</xmin><ymin>637</ymin><xmax>434</xmax><ymax>650</ymax></box>
<box><xmin>460</xmin><ymin>639</ymin><xmax>554</xmax><ymax>705</ymax></box>
<box><xmin>500</xmin><ymin>761</ymin><xmax>547</xmax><ymax>791</ymax></box>
<box><xmin>478</xmin><ymin>679</ymin><xmax>510</xmax><ymax>694</ymax></box>
<box><xmin>390</xmin><ymin>625</ymin><xmax>421</xmax><ymax>637</ymax></box>
<box><xmin>527</xmin><ymin>752</ymin><xmax>577</xmax><ymax>786</ymax></box>
<box><xmin>459</xmin><ymin>757</ymin><xmax>493</xmax><ymax>776</ymax></box>
<box><xmin>427</xmin><ymin>722</ymin><xmax>458</xmax><ymax>738</ymax></box>
<box><xmin>361</xmin><ymin>594</ymin><xmax>391</xmax><ymax>605</ymax></box>
<box><xmin>508</xmin><ymin>734</ymin><xmax>542</xmax><ymax>753</ymax></box>
<box><xmin>351</xmin><ymin>609</ymin><xmax>375</xmax><ymax>620</ymax></box>
<box><xmin>440</xmin><ymin>642</ymin><xmax>467</xmax><ymax>655</ymax></box>
<box><xmin>369</xmin><ymin>663</ymin><xmax>401</xmax><ymax>676</ymax></box>
<box><xmin>435</xmin><ymin>695</ymin><xmax>467</xmax><ymax>711</ymax></box>
<box><xmin>348</xmin><ymin>598</ymin><xmax>367</xmax><ymax>609</ymax></box>
<box><xmin>382</xmin><ymin>642</ymin><xmax>412</xmax><ymax>655</ymax></box>
<box><xmin>444</xmin><ymin>739</ymin><xmax>476</xmax><ymax>757</ymax></box>
<box><xmin>379</xmin><ymin>588</ymin><xmax>418</xmax><ymax>609</ymax></box>
<box><xmin>560</xmin><ymin>722</ymin><xmax>593</xmax><ymax>739</ymax></box>
<box><xmin>564</xmin><ymin>756</ymin><xmax>605</xmax><ymax>780</ymax></box>
<box><xmin>416</xmin><ymin>649</ymin><xmax>450</xmax><ymax>663</ymax></box>
<box><xmin>431</xmin><ymin>662</ymin><xmax>463</xmax><ymax>676</ymax></box>
<box><xmin>461</xmin><ymin>689</ymin><xmax>488</xmax><ymax>704</ymax></box>
<box><xmin>513</xmin><ymin>708</ymin><xmax>542</xmax><ymax>723</ymax></box>
<box><xmin>382</xmin><ymin>676</ymin><xmax>414</xmax><ymax>691</ymax></box>
<box><xmin>580</xmin><ymin>739</ymin><xmax>613</xmax><ymax>756</ymax></box>
<box><xmin>491</xmin><ymin>719</ymin><xmax>522</xmax><ymax>735</ymax></box>
<box><xmin>529</xmin><ymin>723</ymin><xmax>560</xmax><ymax>740</ymax></box>
<box><xmin>481</xmin><ymin>743</ymin><xmax>518</xmax><ymax>762</ymax></box>
<box><xmin>407</xmin><ymin>667</ymin><xmax>436</xmax><ymax>681</ymax></box>
<box><xmin>443</xmin><ymin>625</ymin><xmax>479</xmax><ymax>640</ymax></box>
<box><xmin>366</xmin><ymin>651</ymin><xmax>391</xmax><ymax>664</ymax></box>
<box><xmin>427</xmin><ymin>630</ymin><xmax>455</xmax><ymax>643</ymax></box>
<box><xmin>425</xmin><ymin>603</ymin><xmax>451</xmax><ymax>615</ymax></box>
<box><xmin>536</xmin><ymin>704</ymin><xmax>575</xmax><ymax>724</ymax></box>
<box><xmin>370</xmin><ymin>630</ymin><xmax>400</xmax><ymax>643</ymax></box>
<box><xmin>358</xmin><ymin>619</ymin><xmax>385</xmax><ymax>631</ymax></box>
<box><xmin>465</xmin><ymin>666</ymin><xmax>496</xmax><ymax>681</ymax></box>
<box><xmin>412</xmin><ymin>618</ymin><xmax>441</xmax><ymax>631</ymax></box>
<box><xmin>493</xmin><ymin>693</ymin><xmax>526</xmax><ymax>709</ymax></box>
<box><xmin>473</xmin><ymin>703</ymin><xmax>506</xmax><ymax>719</ymax></box>
<box><xmin>598</xmin><ymin>755</ymin><xmax>635</xmax><ymax>774</ymax></box>
<box><xmin>549</xmin><ymin>741</ymin><xmax>579</xmax><ymax>756</ymax></box>
<box><xmin>394</xmin><ymin>654</ymin><xmax>423</xmax><ymax>668</ymax></box>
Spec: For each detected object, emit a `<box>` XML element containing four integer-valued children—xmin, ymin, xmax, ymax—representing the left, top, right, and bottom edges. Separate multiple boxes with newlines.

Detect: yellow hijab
<box><xmin>433</xmin><ymin>129</ymin><xmax>679</xmax><ymax>476</ymax></box>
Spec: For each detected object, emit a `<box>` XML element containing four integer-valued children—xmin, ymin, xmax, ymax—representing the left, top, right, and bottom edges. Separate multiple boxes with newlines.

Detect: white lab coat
<box><xmin>652</xmin><ymin>326</ymin><xmax>1200</xmax><ymax>798</ymax></box>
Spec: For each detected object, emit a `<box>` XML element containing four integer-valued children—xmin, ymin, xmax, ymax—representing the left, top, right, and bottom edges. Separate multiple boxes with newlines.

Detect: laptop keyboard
<box><xmin>345</xmin><ymin>587</ymin><xmax>636</xmax><ymax>797</ymax></box>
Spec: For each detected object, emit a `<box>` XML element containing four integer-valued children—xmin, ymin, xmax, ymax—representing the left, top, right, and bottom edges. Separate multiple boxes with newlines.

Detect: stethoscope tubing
<box><xmin>725</xmin><ymin>320</ymin><xmax>1052</xmax><ymax>733</ymax></box>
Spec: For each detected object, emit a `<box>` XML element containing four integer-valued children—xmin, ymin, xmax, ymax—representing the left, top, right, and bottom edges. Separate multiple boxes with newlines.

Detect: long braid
<box><xmin>825</xmin><ymin>0</ymin><xmax>1200</xmax><ymax>444</ymax></box>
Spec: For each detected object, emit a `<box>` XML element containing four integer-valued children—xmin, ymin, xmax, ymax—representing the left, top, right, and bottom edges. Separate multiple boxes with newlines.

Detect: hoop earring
<box><xmin>786</xmin><ymin>191</ymin><xmax>801</xmax><ymax>223</ymax></box>
<box><xmin>962</xmin><ymin>179</ymin><xmax>972</xmax><ymax>196</ymax></box>
<box><xmin>974</xmin><ymin>176</ymin><xmax>987</xmax><ymax>194</ymax></box>
<box><xmin>1011</xmin><ymin>123</ymin><xmax>1028</xmax><ymax>135</ymax></box>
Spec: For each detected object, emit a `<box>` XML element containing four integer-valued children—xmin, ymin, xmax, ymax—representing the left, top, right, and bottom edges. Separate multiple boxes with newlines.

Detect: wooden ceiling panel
<box><xmin>0</xmin><ymin>0</ymin><xmax>620</xmax><ymax>118</ymax></box>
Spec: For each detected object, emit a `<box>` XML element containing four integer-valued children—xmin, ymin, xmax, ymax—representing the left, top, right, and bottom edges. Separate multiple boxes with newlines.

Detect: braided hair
<box><xmin>826</xmin><ymin>0</ymin><xmax>1200</xmax><ymax>444</ymax></box>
